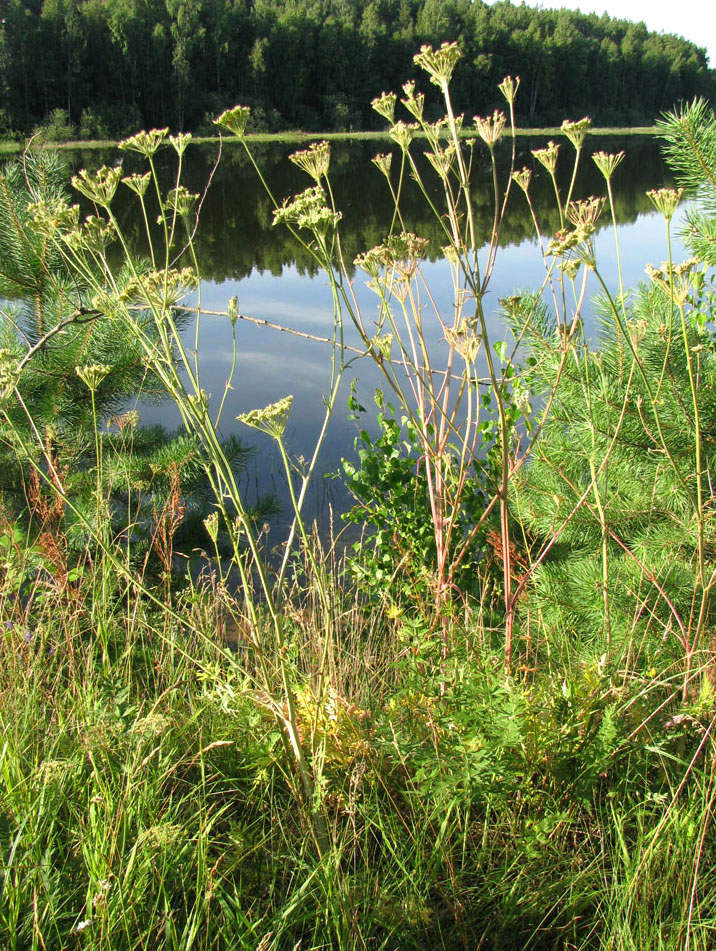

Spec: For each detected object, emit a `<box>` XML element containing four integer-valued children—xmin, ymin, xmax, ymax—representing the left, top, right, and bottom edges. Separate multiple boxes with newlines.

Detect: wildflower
<box><xmin>120</xmin><ymin>267</ymin><xmax>198</xmax><ymax>310</ymax></box>
<box><xmin>425</xmin><ymin>143</ymin><xmax>456</xmax><ymax>177</ymax></box>
<box><xmin>371</xmin><ymin>91</ymin><xmax>397</xmax><ymax>123</ymax></box>
<box><xmin>27</xmin><ymin>197</ymin><xmax>80</xmax><ymax>237</ymax></box>
<box><xmin>122</xmin><ymin>172</ymin><xmax>151</xmax><ymax>197</ymax></box>
<box><xmin>71</xmin><ymin>166</ymin><xmax>122</xmax><ymax>207</ymax></box>
<box><xmin>214</xmin><ymin>105</ymin><xmax>250</xmax><ymax>138</ymax></box>
<box><xmin>561</xmin><ymin>117</ymin><xmax>591</xmax><ymax>150</ymax></box>
<box><xmin>227</xmin><ymin>295</ymin><xmax>238</xmax><ymax>326</ymax></box>
<box><xmin>131</xmin><ymin>713</ymin><xmax>172</xmax><ymax>738</ymax></box>
<box><xmin>371</xmin><ymin>153</ymin><xmax>393</xmax><ymax>178</ymax></box>
<box><xmin>647</xmin><ymin>187</ymin><xmax>684</xmax><ymax>222</ymax></box>
<box><xmin>414</xmin><ymin>42</ymin><xmax>461</xmax><ymax>87</ymax></box>
<box><xmin>511</xmin><ymin>167</ymin><xmax>532</xmax><ymax>193</ymax></box>
<box><xmin>498</xmin><ymin>75</ymin><xmax>520</xmax><ymax>105</ymax></box>
<box><xmin>137</xmin><ymin>823</ymin><xmax>184</xmax><ymax>850</ymax></box>
<box><xmin>566</xmin><ymin>196</ymin><xmax>605</xmax><ymax>232</ymax></box>
<box><xmin>237</xmin><ymin>395</ymin><xmax>293</xmax><ymax>440</ymax></box>
<box><xmin>532</xmin><ymin>140</ymin><xmax>560</xmax><ymax>175</ymax></box>
<box><xmin>389</xmin><ymin>120</ymin><xmax>419</xmax><ymax>152</ymax></box>
<box><xmin>289</xmin><ymin>141</ymin><xmax>331</xmax><ymax>182</ymax></box>
<box><xmin>65</xmin><ymin>215</ymin><xmax>114</xmax><ymax>255</ymax></box>
<box><xmin>169</xmin><ymin>132</ymin><xmax>192</xmax><ymax>156</ymax></box>
<box><xmin>646</xmin><ymin>257</ymin><xmax>699</xmax><ymax>305</ymax></box>
<box><xmin>385</xmin><ymin>231</ymin><xmax>429</xmax><ymax>276</ymax></box>
<box><xmin>75</xmin><ymin>920</ymin><xmax>91</xmax><ymax>933</ymax></box>
<box><xmin>354</xmin><ymin>246</ymin><xmax>384</xmax><ymax>279</ymax></box>
<box><xmin>401</xmin><ymin>81</ymin><xmax>425</xmax><ymax>121</ymax></box>
<box><xmin>592</xmin><ymin>150</ymin><xmax>625</xmax><ymax>181</ymax></box>
<box><xmin>548</xmin><ymin>227</ymin><xmax>587</xmax><ymax>257</ymax></box>
<box><xmin>272</xmin><ymin>186</ymin><xmax>341</xmax><ymax>236</ymax></box>
<box><xmin>76</xmin><ymin>363</ymin><xmax>111</xmax><ymax>392</ymax></box>
<box><xmin>474</xmin><ymin>110</ymin><xmax>506</xmax><ymax>148</ymax></box>
<box><xmin>371</xmin><ymin>333</ymin><xmax>393</xmax><ymax>360</ymax></box>
<box><xmin>119</xmin><ymin>128</ymin><xmax>169</xmax><ymax>157</ymax></box>
<box><xmin>204</xmin><ymin>511</ymin><xmax>220</xmax><ymax>543</ymax></box>
<box><xmin>163</xmin><ymin>186</ymin><xmax>198</xmax><ymax>219</ymax></box>
<box><xmin>445</xmin><ymin>321</ymin><xmax>480</xmax><ymax>363</ymax></box>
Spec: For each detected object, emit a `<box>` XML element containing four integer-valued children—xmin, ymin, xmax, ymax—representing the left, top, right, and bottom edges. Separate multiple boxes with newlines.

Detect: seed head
<box><xmin>561</xmin><ymin>117</ymin><xmax>591</xmax><ymax>150</ymax></box>
<box><xmin>72</xmin><ymin>166</ymin><xmax>122</xmax><ymax>207</ymax></box>
<box><xmin>498</xmin><ymin>75</ymin><xmax>520</xmax><ymax>105</ymax></box>
<box><xmin>371</xmin><ymin>92</ymin><xmax>397</xmax><ymax>123</ymax></box>
<box><xmin>592</xmin><ymin>150</ymin><xmax>625</xmax><ymax>181</ymax></box>
<box><xmin>426</xmin><ymin>143</ymin><xmax>456</xmax><ymax>178</ymax></box>
<box><xmin>474</xmin><ymin>110</ymin><xmax>506</xmax><ymax>148</ymax></box>
<box><xmin>169</xmin><ymin>132</ymin><xmax>192</xmax><ymax>156</ymax></box>
<box><xmin>163</xmin><ymin>186</ymin><xmax>198</xmax><ymax>220</ymax></box>
<box><xmin>567</xmin><ymin>196</ymin><xmax>605</xmax><ymax>231</ymax></box>
<box><xmin>647</xmin><ymin>187</ymin><xmax>684</xmax><ymax>221</ymax></box>
<box><xmin>272</xmin><ymin>185</ymin><xmax>341</xmax><ymax>236</ymax></box>
<box><xmin>75</xmin><ymin>363</ymin><xmax>111</xmax><ymax>392</ymax></box>
<box><xmin>445</xmin><ymin>320</ymin><xmax>480</xmax><ymax>363</ymax></box>
<box><xmin>214</xmin><ymin>105</ymin><xmax>251</xmax><ymax>138</ymax></box>
<box><xmin>119</xmin><ymin>128</ymin><xmax>169</xmax><ymax>157</ymax></box>
<box><xmin>389</xmin><ymin>120</ymin><xmax>419</xmax><ymax>152</ymax></box>
<box><xmin>401</xmin><ymin>81</ymin><xmax>425</xmax><ymax>121</ymax></box>
<box><xmin>511</xmin><ymin>167</ymin><xmax>532</xmax><ymax>193</ymax></box>
<box><xmin>122</xmin><ymin>172</ymin><xmax>151</xmax><ymax>198</ymax></box>
<box><xmin>237</xmin><ymin>395</ymin><xmax>293</xmax><ymax>440</ymax></box>
<box><xmin>289</xmin><ymin>141</ymin><xmax>331</xmax><ymax>182</ymax></box>
<box><xmin>371</xmin><ymin>153</ymin><xmax>393</xmax><ymax>178</ymax></box>
<box><xmin>27</xmin><ymin>197</ymin><xmax>80</xmax><ymax>238</ymax></box>
<box><xmin>414</xmin><ymin>42</ymin><xmax>461</xmax><ymax>87</ymax></box>
<box><xmin>531</xmin><ymin>140</ymin><xmax>560</xmax><ymax>175</ymax></box>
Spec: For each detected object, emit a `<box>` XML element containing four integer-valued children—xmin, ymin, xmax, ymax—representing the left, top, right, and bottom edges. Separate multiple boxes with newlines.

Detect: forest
<box><xmin>1</xmin><ymin>0</ymin><xmax>715</xmax><ymax>137</ymax></box>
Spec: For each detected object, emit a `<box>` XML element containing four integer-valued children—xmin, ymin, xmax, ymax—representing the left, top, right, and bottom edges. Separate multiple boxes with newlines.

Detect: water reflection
<box><xmin>67</xmin><ymin>136</ymin><xmax>684</xmax><ymax>527</ymax></box>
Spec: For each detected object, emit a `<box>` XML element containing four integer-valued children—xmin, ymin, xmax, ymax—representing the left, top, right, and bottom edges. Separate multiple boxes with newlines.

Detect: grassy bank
<box><xmin>0</xmin><ymin>125</ymin><xmax>659</xmax><ymax>153</ymax></box>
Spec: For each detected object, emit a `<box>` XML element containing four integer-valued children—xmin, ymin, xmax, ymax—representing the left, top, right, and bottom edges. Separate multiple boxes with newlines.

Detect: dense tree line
<box><xmin>1</xmin><ymin>0</ymin><xmax>714</xmax><ymax>136</ymax></box>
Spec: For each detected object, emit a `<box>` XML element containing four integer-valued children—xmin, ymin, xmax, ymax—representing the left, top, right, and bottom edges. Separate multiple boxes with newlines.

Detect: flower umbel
<box><xmin>76</xmin><ymin>363</ymin><xmax>111</xmax><ymax>392</ymax></box>
<box><xmin>119</xmin><ymin>128</ymin><xmax>169</xmax><ymax>157</ymax></box>
<box><xmin>237</xmin><ymin>395</ymin><xmax>293</xmax><ymax>440</ymax></box>
<box><xmin>647</xmin><ymin>187</ymin><xmax>684</xmax><ymax>221</ymax></box>
<box><xmin>561</xmin><ymin>117</ymin><xmax>591</xmax><ymax>150</ymax></box>
<box><xmin>567</xmin><ymin>196</ymin><xmax>605</xmax><ymax>232</ymax></box>
<box><xmin>532</xmin><ymin>141</ymin><xmax>560</xmax><ymax>175</ymax></box>
<box><xmin>474</xmin><ymin>110</ymin><xmax>506</xmax><ymax>148</ymax></box>
<box><xmin>272</xmin><ymin>186</ymin><xmax>341</xmax><ymax>236</ymax></box>
<box><xmin>169</xmin><ymin>132</ymin><xmax>192</xmax><ymax>156</ymax></box>
<box><xmin>122</xmin><ymin>172</ymin><xmax>151</xmax><ymax>198</ymax></box>
<box><xmin>389</xmin><ymin>120</ymin><xmax>419</xmax><ymax>152</ymax></box>
<box><xmin>289</xmin><ymin>141</ymin><xmax>331</xmax><ymax>182</ymax></box>
<box><xmin>371</xmin><ymin>153</ymin><xmax>393</xmax><ymax>178</ymax></box>
<box><xmin>511</xmin><ymin>168</ymin><xmax>532</xmax><ymax>194</ymax></box>
<box><xmin>71</xmin><ymin>166</ymin><xmax>122</xmax><ymax>207</ymax></box>
<box><xmin>371</xmin><ymin>92</ymin><xmax>397</xmax><ymax>123</ymax></box>
<box><xmin>592</xmin><ymin>150</ymin><xmax>625</xmax><ymax>181</ymax></box>
<box><xmin>214</xmin><ymin>105</ymin><xmax>251</xmax><ymax>138</ymax></box>
<box><xmin>414</xmin><ymin>42</ymin><xmax>461</xmax><ymax>87</ymax></box>
<box><xmin>498</xmin><ymin>75</ymin><xmax>520</xmax><ymax>105</ymax></box>
<box><xmin>401</xmin><ymin>80</ymin><xmax>425</xmax><ymax>121</ymax></box>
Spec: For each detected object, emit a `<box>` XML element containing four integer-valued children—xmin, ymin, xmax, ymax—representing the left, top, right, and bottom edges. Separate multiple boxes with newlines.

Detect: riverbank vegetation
<box><xmin>1</xmin><ymin>0</ymin><xmax>714</xmax><ymax>140</ymax></box>
<box><xmin>2</xmin><ymin>44</ymin><xmax>716</xmax><ymax>950</ymax></box>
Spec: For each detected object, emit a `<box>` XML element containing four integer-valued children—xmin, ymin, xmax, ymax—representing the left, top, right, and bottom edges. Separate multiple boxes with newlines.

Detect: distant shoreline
<box><xmin>0</xmin><ymin>126</ymin><xmax>658</xmax><ymax>154</ymax></box>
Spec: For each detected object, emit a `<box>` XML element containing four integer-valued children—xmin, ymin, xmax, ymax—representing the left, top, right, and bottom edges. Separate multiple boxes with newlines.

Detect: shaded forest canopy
<box><xmin>2</xmin><ymin>0</ymin><xmax>714</xmax><ymax>136</ymax></box>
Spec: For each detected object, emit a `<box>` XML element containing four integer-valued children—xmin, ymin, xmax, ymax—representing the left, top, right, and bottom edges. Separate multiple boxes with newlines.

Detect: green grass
<box><xmin>0</xmin><ymin>125</ymin><xmax>659</xmax><ymax>153</ymax></box>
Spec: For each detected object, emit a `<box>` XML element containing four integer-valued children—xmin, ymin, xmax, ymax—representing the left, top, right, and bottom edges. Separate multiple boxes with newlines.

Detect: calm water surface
<box><xmin>73</xmin><ymin>136</ymin><xmax>686</xmax><ymax>526</ymax></box>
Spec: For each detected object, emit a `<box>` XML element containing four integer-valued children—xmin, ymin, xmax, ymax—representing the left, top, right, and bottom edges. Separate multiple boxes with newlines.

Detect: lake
<box><xmin>69</xmin><ymin>134</ymin><xmax>684</xmax><ymax>530</ymax></box>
